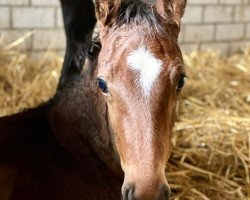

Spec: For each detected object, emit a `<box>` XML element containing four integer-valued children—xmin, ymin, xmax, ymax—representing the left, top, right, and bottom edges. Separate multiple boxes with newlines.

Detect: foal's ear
<box><xmin>154</xmin><ymin>0</ymin><xmax>187</xmax><ymax>27</ymax></box>
<box><xmin>95</xmin><ymin>0</ymin><xmax>121</xmax><ymax>26</ymax></box>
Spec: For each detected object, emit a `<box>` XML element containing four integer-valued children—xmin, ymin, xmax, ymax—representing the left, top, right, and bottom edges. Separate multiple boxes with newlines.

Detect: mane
<box><xmin>116</xmin><ymin>0</ymin><xmax>161</xmax><ymax>31</ymax></box>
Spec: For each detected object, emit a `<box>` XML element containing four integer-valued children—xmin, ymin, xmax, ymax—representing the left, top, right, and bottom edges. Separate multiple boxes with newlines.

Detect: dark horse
<box><xmin>0</xmin><ymin>0</ymin><xmax>186</xmax><ymax>200</ymax></box>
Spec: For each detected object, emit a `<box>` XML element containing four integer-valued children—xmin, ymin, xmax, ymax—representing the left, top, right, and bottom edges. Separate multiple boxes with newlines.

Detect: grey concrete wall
<box><xmin>181</xmin><ymin>0</ymin><xmax>250</xmax><ymax>54</ymax></box>
<box><xmin>0</xmin><ymin>0</ymin><xmax>250</xmax><ymax>55</ymax></box>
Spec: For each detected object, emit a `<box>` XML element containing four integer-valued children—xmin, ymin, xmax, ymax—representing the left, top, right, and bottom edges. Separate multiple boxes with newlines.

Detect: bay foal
<box><xmin>95</xmin><ymin>0</ymin><xmax>186</xmax><ymax>199</ymax></box>
<box><xmin>0</xmin><ymin>0</ymin><xmax>186</xmax><ymax>200</ymax></box>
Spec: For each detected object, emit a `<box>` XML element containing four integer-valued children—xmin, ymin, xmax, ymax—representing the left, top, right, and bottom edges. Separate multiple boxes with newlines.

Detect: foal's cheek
<box><xmin>107</xmin><ymin>103</ymin><xmax>127</xmax><ymax>159</ymax></box>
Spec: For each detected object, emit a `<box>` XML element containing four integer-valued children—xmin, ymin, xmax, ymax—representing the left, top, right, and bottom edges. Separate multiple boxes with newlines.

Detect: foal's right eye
<box><xmin>97</xmin><ymin>78</ymin><xmax>109</xmax><ymax>94</ymax></box>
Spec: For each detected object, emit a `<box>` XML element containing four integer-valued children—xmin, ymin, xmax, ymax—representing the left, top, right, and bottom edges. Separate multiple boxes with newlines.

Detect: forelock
<box><xmin>116</xmin><ymin>0</ymin><xmax>162</xmax><ymax>32</ymax></box>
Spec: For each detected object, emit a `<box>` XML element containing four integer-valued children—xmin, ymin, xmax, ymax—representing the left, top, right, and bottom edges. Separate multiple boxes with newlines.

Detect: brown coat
<box><xmin>0</xmin><ymin>72</ymin><xmax>123</xmax><ymax>200</ymax></box>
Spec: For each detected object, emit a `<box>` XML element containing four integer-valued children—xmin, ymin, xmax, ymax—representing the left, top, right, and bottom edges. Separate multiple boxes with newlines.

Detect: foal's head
<box><xmin>95</xmin><ymin>0</ymin><xmax>186</xmax><ymax>199</ymax></box>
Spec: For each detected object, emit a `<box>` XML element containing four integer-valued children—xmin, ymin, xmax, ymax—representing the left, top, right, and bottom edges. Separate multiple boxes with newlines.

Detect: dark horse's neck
<box><xmin>49</xmin><ymin>68</ymin><xmax>123</xmax><ymax>179</ymax></box>
<box><xmin>0</xmin><ymin>54</ymin><xmax>123</xmax><ymax>200</ymax></box>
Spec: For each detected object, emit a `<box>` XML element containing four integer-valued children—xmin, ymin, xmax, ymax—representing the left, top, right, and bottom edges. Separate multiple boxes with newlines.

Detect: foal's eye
<box><xmin>98</xmin><ymin>78</ymin><xmax>109</xmax><ymax>94</ymax></box>
<box><xmin>177</xmin><ymin>76</ymin><xmax>186</xmax><ymax>91</ymax></box>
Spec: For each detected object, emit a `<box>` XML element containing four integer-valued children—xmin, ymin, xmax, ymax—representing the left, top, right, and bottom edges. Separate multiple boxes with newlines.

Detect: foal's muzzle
<box><xmin>122</xmin><ymin>184</ymin><xmax>170</xmax><ymax>200</ymax></box>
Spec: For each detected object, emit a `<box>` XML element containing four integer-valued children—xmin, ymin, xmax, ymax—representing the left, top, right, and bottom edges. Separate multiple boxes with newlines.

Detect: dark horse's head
<box><xmin>95</xmin><ymin>0</ymin><xmax>186</xmax><ymax>199</ymax></box>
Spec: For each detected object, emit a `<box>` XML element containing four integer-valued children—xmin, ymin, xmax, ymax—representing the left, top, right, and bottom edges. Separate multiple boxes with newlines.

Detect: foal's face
<box><xmin>95</xmin><ymin>0</ymin><xmax>186</xmax><ymax>199</ymax></box>
<box><xmin>97</xmin><ymin>27</ymin><xmax>185</xmax><ymax>199</ymax></box>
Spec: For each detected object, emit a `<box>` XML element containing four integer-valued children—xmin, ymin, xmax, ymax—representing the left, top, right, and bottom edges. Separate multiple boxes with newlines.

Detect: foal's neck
<box><xmin>49</xmin><ymin>71</ymin><xmax>122</xmax><ymax>178</ymax></box>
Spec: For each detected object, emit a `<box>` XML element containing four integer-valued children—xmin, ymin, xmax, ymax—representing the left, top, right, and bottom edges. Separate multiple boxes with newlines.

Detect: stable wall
<box><xmin>0</xmin><ymin>0</ymin><xmax>250</xmax><ymax>55</ymax></box>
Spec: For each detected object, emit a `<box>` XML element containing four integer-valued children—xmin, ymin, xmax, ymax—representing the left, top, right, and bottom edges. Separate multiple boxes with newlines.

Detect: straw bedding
<box><xmin>0</xmin><ymin>38</ymin><xmax>249</xmax><ymax>199</ymax></box>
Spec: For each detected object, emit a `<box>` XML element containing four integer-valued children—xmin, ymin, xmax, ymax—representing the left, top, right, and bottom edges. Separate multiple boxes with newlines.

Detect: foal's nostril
<box><xmin>122</xmin><ymin>184</ymin><xmax>135</xmax><ymax>200</ymax></box>
<box><xmin>158</xmin><ymin>185</ymin><xmax>171</xmax><ymax>200</ymax></box>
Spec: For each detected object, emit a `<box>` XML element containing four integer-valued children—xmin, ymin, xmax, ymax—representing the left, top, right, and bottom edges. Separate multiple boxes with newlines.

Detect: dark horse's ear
<box><xmin>95</xmin><ymin>0</ymin><xmax>121</xmax><ymax>27</ymax></box>
<box><xmin>154</xmin><ymin>0</ymin><xmax>186</xmax><ymax>30</ymax></box>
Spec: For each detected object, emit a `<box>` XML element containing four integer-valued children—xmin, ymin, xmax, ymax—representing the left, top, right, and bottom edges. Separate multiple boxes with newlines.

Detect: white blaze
<box><xmin>127</xmin><ymin>46</ymin><xmax>162</xmax><ymax>96</ymax></box>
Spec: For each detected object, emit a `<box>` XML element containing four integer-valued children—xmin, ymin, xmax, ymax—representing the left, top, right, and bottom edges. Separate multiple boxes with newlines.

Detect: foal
<box><xmin>95</xmin><ymin>0</ymin><xmax>186</xmax><ymax>199</ymax></box>
<box><xmin>0</xmin><ymin>0</ymin><xmax>187</xmax><ymax>199</ymax></box>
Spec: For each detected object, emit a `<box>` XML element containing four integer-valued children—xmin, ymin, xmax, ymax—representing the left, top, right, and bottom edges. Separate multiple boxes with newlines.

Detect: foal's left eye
<box><xmin>177</xmin><ymin>76</ymin><xmax>186</xmax><ymax>91</ymax></box>
<box><xmin>98</xmin><ymin>78</ymin><xmax>109</xmax><ymax>94</ymax></box>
